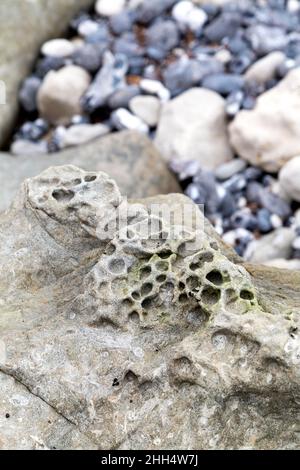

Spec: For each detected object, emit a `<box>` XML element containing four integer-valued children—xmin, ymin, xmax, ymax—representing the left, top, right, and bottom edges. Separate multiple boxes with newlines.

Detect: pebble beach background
<box><xmin>7</xmin><ymin>0</ymin><xmax>300</xmax><ymax>269</ymax></box>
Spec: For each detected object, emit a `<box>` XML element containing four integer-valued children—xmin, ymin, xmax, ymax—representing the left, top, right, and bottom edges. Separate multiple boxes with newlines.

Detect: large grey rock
<box><xmin>0</xmin><ymin>131</ymin><xmax>181</xmax><ymax>213</ymax></box>
<box><xmin>0</xmin><ymin>0</ymin><xmax>94</xmax><ymax>147</ymax></box>
<box><xmin>0</xmin><ymin>164</ymin><xmax>300</xmax><ymax>450</ymax></box>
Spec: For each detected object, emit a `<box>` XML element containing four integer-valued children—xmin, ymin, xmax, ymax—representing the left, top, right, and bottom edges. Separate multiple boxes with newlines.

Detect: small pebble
<box><xmin>111</xmin><ymin>108</ymin><xmax>149</xmax><ymax>133</ymax></box>
<box><xmin>172</xmin><ymin>1</ymin><xmax>208</xmax><ymax>34</ymax></box>
<box><xmin>41</xmin><ymin>39</ymin><xmax>75</xmax><ymax>58</ymax></box>
<box><xmin>19</xmin><ymin>76</ymin><xmax>41</xmax><ymax>112</ymax></box>
<box><xmin>215</xmin><ymin>159</ymin><xmax>246</xmax><ymax>181</ymax></box>
<box><xmin>95</xmin><ymin>0</ymin><xmax>126</xmax><ymax>17</ymax></box>
<box><xmin>139</xmin><ymin>79</ymin><xmax>170</xmax><ymax>102</ymax></box>
<box><xmin>11</xmin><ymin>139</ymin><xmax>48</xmax><ymax>156</ymax></box>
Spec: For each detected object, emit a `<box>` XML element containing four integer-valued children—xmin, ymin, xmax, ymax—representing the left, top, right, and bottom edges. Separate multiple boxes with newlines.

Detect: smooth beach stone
<box><xmin>41</xmin><ymin>39</ymin><xmax>76</xmax><ymax>58</ymax></box>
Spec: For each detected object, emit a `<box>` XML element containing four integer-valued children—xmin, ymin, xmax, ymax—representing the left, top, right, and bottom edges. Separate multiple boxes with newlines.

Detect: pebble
<box><xmin>59</xmin><ymin>123</ymin><xmax>110</xmax><ymax>149</ymax></box>
<box><xmin>215</xmin><ymin>158</ymin><xmax>247</xmax><ymax>181</ymax></box>
<box><xmin>257</xmin><ymin>208</ymin><xmax>273</xmax><ymax>233</ymax></box>
<box><xmin>41</xmin><ymin>39</ymin><xmax>76</xmax><ymax>58</ymax></box>
<box><xmin>19</xmin><ymin>76</ymin><xmax>41</xmax><ymax>112</ymax></box>
<box><xmin>146</xmin><ymin>20</ymin><xmax>180</xmax><ymax>59</ymax></box>
<box><xmin>202</xmin><ymin>73</ymin><xmax>245</xmax><ymax>96</ymax></box>
<box><xmin>82</xmin><ymin>51</ymin><xmax>128</xmax><ymax>112</ymax></box>
<box><xmin>223</xmin><ymin>173</ymin><xmax>247</xmax><ymax>193</ymax></box>
<box><xmin>279</xmin><ymin>156</ymin><xmax>300</xmax><ymax>202</ymax></box>
<box><xmin>245</xmin><ymin>51</ymin><xmax>286</xmax><ymax>84</ymax></box>
<box><xmin>78</xmin><ymin>20</ymin><xmax>101</xmax><ymax>38</ymax></box>
<box><xmin>186</xmin><ymin>169</ymin><xmax>220</xmax><ymax>215</ymax></box>
<box><xmin>35</xmin><ymin>56</ymin><xmax>66</xmax><ymax>79</ymax></box>
<box><xmin>139</xmin><ymin>79</ymin><xmax>170</xmax><ymax>102</ymax></box>
<box><xmin>108</xmin><ymin>85</ymin><xmax>140</xmax><ymax>109</ymax></box>
<box><xmin>95</xmin><ymin>0</ymin><xmax>126</xmax><ymax>17</ymax></box>
<box><xmin>72</xmin><ymin>43</ymin><xmax>104</xmax><ymax>73</ymax></box>
<box><xmin>225</xmin><ymin>90</ymin><xmax>244</xmax><ymax>117</ymax></box>
<box><xmin>163</xmin><ymin>56</ymin><xmax>223</xmax><ymax>96</ymax></box>
<box><xmin>129</xmin><ymin>95</ymin><xmax>161</xmax><ymax>127</ymax></box>
<box><xmin>135</xmin><ymin>0</ymin><xmax>177</xmax><ymax>25</ymax></box>
<box><xmin>37</xmin><ymin>65</ymin><xmax>91</xmax><ymax>125</ymax></box>
<box><xmin>204</xmin><ymin>12</ymin><xmax>241</xmax><ymax>42</ymax></box>
<box><xmin>172</xmin><ymin>1</ymin><xmax>208</xmax><ymax>34</ymax></box>
<box><xmin>17</xmin><ymin>118</ymin><xmax>49</xmax><ymax>141</ymax></box>
<box><xmin>245</xmin><ymin>25</ymin><xmax>288</xmax><ymax>56</ymax></box>
<box><xmin>110</xmin><ymin>10</ymin><xmax>135</xmax><ymax>35</ymax></box>
<box><xmin>11</xmin><ymin>139</ymin><xmax>48</xmax><ymax>156</ymax></box>
<box><xmin>111</xmin><ymin>108</ymin><xmax>149</xmax><ymax>133</ymax></box>
<box><xmin>231</xmin><ymin>208</ymin><xmax>258</xmax><ymax>231</ymax></box>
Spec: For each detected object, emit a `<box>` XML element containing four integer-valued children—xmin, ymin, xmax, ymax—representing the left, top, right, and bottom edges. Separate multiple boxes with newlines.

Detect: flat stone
<box><xmin>37</xmin><ymin>65</ymin><xmax>91</xmax><ymax>125</ymax></box>
<box><xmin>10</xmin><ymin>139</ymin><xmax>48</xmax><ymax>156</ymax></box>
<box><xmin>229</xmin><ymin>68</ymin><xmax>300</xmax><ymax>172</ymax></box>
<box><xmin>129</xmin><ymin>95</ymin><xmax>161</xmax><ymax>127</ymax></box>
<box><xmin>0</xmin><ymin>131</ymin><xmax>181</xmax><ymax>212</ymax></box>
<box><xmin>202</xmin><ymin>73</ymin><xmax>245</xmax><ymax>96</ymax></box>
<box><xmin>155</xmin><ymin>88</ymin><xmax>234</xmax><ymax>169</ymax></box>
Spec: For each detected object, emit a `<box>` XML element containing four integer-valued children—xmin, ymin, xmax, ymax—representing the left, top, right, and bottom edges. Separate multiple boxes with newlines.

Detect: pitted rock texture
<box><xmin>0</xmin><ymin>165</ymin><xmax>300</xmax><ymax>450</ymax></box>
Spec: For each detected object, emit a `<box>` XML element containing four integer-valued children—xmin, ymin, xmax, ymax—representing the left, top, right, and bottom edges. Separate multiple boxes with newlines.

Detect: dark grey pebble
<box><xmin>163</xmin><ymin>57</ymin><xmax>223</xmax><ymax>96</ymax></box>
<box><xmin>108</xmin><ymin>85</ymin><xmax>140</xmax><ymax>109</ymax></box>
<box><xmin>204</xmin><ymin>12</ymin><xmax>241</xmax><ymax>42</ymax></box>
<box><xmin>223</xmin><ymin>173</ymin><xmax>247</xmax><ymax>193</ymax></box>
<box><xmin>146</xmin><ymin>20</ymin><xmax>179</xmax><ymax>59</ymax></box>
<box><xmin>186</xmin><ymin>170</ymin><xmax>220</xmax><ymax>215</ymax></box>
<box><xmin>72</xmin><ymin>43</ymin><xmax>104</xmax><ymax>73</ymax></box>
<box><xmin>202</xmin><ymin>73</ymin><xmax>245</xmax><ymax>96</ymax></box>
<box><xmin>19</xmin><ymin>76</ymin><xmax>41</xmax><ymax>112</ymax></box>
<box><xmin>231</xmin><ymin>209</ymin><xmax>258</xmax><ymax>231</ymax></box>
<box><xmin>244</xmin><ymin>166</ymin><xmax>263</xmax><ymax>181</ymax></box>
<box><xmin>134</xmin><ymin>0</ymin><xmax>177</xmax><ymax>25</ymax></box>
<box><xmin>257</xmin><ymin>208</ymin><xmax>273</xmax><ymax>233</ymax></box>
<box><xmin>110</xmin><ymin>10</ymin><xmax>136</xmax><ymax>35</ymax></box>
<box><xmin>258</xmin><ymin>188</ymin><xmax>291</xmax><ymax>220</ymax></box>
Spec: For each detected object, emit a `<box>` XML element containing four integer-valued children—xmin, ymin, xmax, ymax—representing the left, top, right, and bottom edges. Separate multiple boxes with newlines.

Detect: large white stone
<box><xmin>279</xmin><ymin>156</ymin><xmax>300</xmax><ymax>202</ymax></box>
<box><xmin>229</xmin><ymin>68</ymin><xmax>300</xmax><ymax>172</ymax></box>
<box><xmin>37</xmin><ymin>66</ymin><xmax>91</xmax><ymax>125</ymax></box>
<box><xmin>155</xmin><ymin>88</ymin><xmax>233</xmax><ymax>169</ymax></box>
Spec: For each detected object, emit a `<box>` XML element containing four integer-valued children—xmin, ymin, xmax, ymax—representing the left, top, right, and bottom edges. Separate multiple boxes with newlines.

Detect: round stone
<box><xmin>37</xmin><ymin>65</ymin><xmax>91</xmax><ymax>125</ymax></box>
<box><xmin>41</xmin><ymin>39</ymin><xmax>75</xmax><ymax>58</ymax></box>
<box><xmin>215</xmin><ymin>158</ymin><xmax>247</xmax><ymax>181</ymax></box>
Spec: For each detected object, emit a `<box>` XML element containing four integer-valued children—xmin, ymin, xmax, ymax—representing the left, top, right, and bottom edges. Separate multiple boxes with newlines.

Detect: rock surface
<box><xmin>0</xmin><ymin>164</ymin><xmax>300</xmax><ymax>450</ymax></box>
<box><xmin>0</xmin><ymin>0</ymin><xmax>94</xmax><ymax>147</ymax></box>
<box><xmin>229</xmin><ymin>69</ymin><xmax>300</xmax><ymax>172</ymax></box>
<box><xmin>155</xmin><ymin>88</ymin><xmax>233</xmax><ymax>169</ymax></box>
<box><xmin>0</xmin><ymin>131</ymin><xmax>180</xmax><ymax>213</ymax></box>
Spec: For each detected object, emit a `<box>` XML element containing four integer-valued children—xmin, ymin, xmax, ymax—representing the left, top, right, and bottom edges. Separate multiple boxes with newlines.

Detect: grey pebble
<box><xmin>19</xmin><ymin>76</ymin><xmax>41</xmax><ymax>112</ymax></box>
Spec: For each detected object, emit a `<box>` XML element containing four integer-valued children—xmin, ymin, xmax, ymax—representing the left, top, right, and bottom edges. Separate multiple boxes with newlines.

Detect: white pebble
<box><xmin>78</xmin><ymin>20</ymin><xmax>100</xmax><ymax>37</ymax></box>
<box><xmin>292</xmin><ymin>237</ymin><xmax>300</xmax><ymax>251</ymax></box>
<box><xmin>288</xmin><ymin>0</ymin><xmax>300</xmax><ymax>12</ymax></box>
<box><xmin>139</xmin><ymin>79</ymin><xmax>170</xmax><ymax>102</ymax></box>
<box><xmin>270</xmin><ymin>214</ymin><xmax>282</xmax><ymax>229</ymax></box>
<box><xmin>112</xmin><ymin>108</ymin><xmax>149</xmax><ymax>133</ymax></box>
<box><xmin>215</xmin><ymin>48</ymin><xmax>232</xmax><ymax>65</ymax></box>
<box><xmin>95</xmin><ymin>0</ymin><xmax>126</xmax><ymax>17</ymax></box>
<box><xmin>172</xmin><ymin>1</ymin><xmax>207</xmax><ymax>33</ymax></box>
<box><xmin>41</xmin><ymin>39</ymin><xmax>75</xmax><ymax>58</ymax></box>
